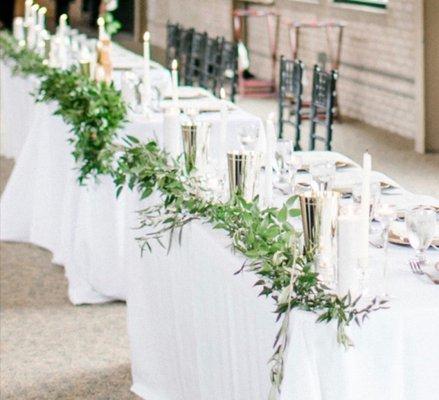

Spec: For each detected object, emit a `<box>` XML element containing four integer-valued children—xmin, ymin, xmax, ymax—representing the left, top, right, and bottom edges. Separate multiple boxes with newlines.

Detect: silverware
<box><xmin>409</xmin><ymin>259</ymin><xmax>439</xmax><ymax>284</ymax></box>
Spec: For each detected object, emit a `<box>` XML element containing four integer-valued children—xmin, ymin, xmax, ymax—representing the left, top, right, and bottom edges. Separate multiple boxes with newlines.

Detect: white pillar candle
<box><xmin>264</xmin><ymin>114</ymin><xmax>276</xmax><ymax>206</ymax></box>
<box><xmin>97</xmin><ymin>17</ymin><xmax>106</xmax><ymax>41</ymax></box>
<box><xmin>142</xmin><ymin>31</ymin><xmax>152</xmax><ymax>111</ymax></box>
<box><xmin>337</xmin><ymin>204</ymin><xmax>362</xmax><ymax>295</ymax></box>
<box><xmin>163</xmin><ymin>107</ymin><xmax>182</xmax><ymax>159</ymax></box>
<box><xmin>171</xmin><ymin>59</ymin><xmax>179</xmax><ymax>107</ymax></box>
<box><xmin>13</xmin><ymin>17</ymin><xmax>24</xmax><ymax>41</ymax></box>
<box><xmin>359</xmin><ymin>152</ymin><xmax>372</xmax><ymax>267</ymax></box>
<box><xmin>38</xmin><ymin>7</ymin><xmax>47</xmax><ymax>30</ymax></box>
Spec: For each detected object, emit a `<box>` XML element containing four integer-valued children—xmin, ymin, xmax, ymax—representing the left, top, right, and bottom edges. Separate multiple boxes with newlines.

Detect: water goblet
<box><xmin>405</xmin><ymin>206</ymin><xmax>436</xmax><ymax>265</ymax></box>
<box><xmin>237</xmin><ymin>124</ymin><xmax>259</xmax><ymax>151</ymax></box>
<box><xmin>353</xmin><ymin>181</ymin><xmax>381</xmax><ymax>221</ymax></box>
<box><xmin>375</xmin><ymin>203</ymin><xmax>397</xmax><ymax>297</ymax></box>
<box><xmin>275</xmin><ymin>139</ymin><xmax>294</xmax><ymax>182</ymax></box>
<box><xmin>309</xmin><ymin>161</ymin><xmax>336</xmax><ymax>192</ymax></box>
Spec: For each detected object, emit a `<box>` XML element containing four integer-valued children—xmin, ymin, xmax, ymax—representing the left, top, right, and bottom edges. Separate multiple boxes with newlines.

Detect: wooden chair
<box><xmin>309</xmin><ymin>65</ymin><xmax>338</xmax><ymax>151</ymax></box>
<box><xmin>287</xmin><ymin>20</ymin><xmax>344</xmax><ymax>119</ymax></box>
<box><xmin>233</xmin><ymin>8</ymin><xmax>280</xmax><ymax>97</ymax></box>
<box><xmin>216</xmin><ymin>38</ymin><xmax>238</xmax><ymax>102</ymax></box>
<box><xmin>166</xmin><ymin>21</ymin><xmax>182</xmax><ymax>69</ymax></box>
<box><xmin>184</xmin><ymin>31</ymin><xmax>208</xmax><ymax>87</ymax></box>
<box><xmin>178</xmin><ymin>28</ymin><xmax>195</xmax><ymax>86</ymax></box>
<box><xmin>278</xmin><ymin>56</ymin><xmax>304</xmax><ymax>150</ymax></box>
<box><xmin>200</xmin><ymin>36</ymin><xmax>222</xmax><ymax>93</ymax></box>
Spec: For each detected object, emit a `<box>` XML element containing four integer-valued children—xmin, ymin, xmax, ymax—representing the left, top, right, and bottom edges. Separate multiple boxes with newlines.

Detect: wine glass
<box><xmin>375</xmin><ymin>203</ymin><xmax>396</xmax><ymax>297</ymax></box>
<box><xmin>309</xmin><ymin>161</ymin><xmax>336</xmax><ymax>192</ymax></box>
<box><xmin>275</xmin><ymin>139</ymin><xmax>293</xmax><ymax>178</ymax></box>
<box><xmin>352</xmin><ymin>181</ymin><xmax>381</xmax><ymax>221</ymax></box>
<box><xmin>237</xmin><ymin>124</ymin><xmax>259</xmax><ymax>151</ymax></box>
<box><xmin>405</xmin><ymin>206</ymin><xmax>436</xmax><ymax>264</ymax></box>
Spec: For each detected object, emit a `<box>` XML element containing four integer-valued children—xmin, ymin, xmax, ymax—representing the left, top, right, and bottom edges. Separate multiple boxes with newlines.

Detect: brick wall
<box><xmin>147</xmin><ymin>0</ymin><xmax>419</xmax><ymax>140</ymax></box>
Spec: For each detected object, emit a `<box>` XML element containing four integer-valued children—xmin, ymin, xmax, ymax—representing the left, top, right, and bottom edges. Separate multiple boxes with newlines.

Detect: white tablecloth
<box><xmin>0</xmin><ymin>76</ymin><xmax>261</xmax><ymax>304</ymax></box>
<box><xmin>1</xmin><ymin>46</ymin><xmax>438</xmax><ymax>400</ymax></box>
<box><xmin>123</xmin><ymin>167</ymin><xmax>438</xmax><ymax>400</ymax></box>
<box><xmin>0</xmin><ymin>61</ymin><xmax>39</xmax><ymax>159</ymax></box>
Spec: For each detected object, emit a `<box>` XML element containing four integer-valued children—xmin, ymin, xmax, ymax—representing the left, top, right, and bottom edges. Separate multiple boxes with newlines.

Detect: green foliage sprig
<box><xmin>113</xmin><ymin>136</ymin><xmax>388</xmax><ymax>396</ymax></box>
<box><xmin>104</xmin><ymin>12</ymin><xmax>122</xmax><ymax>37</ymax></box>
<box><xmin>1</xmin><ymin>31</ymin><xmax>388</xmax><ymax>398</ymax></box>
<box><xmin>0</xmin><ymin>32</ymin><xmax>127</xmax><ymax>183</ymax></box>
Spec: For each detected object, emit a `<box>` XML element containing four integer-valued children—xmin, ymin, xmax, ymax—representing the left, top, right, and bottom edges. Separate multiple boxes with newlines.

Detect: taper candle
<box><xmin>97</xmin><ymin>17</ymin><xmax>105</xmax><ymax>41</ymax></box>
<box><xmin>38</xmin><ymin>7</ymin><xmax>47</xmax><ymax>30</ymax></box>
<box><xmin>142</xmin><ymin>31</ymin><xmax>152</xmax><ymax>110</ymax></box>
<box><xmin>171</xmin><ymin>59</ymin><xmax>179</xmax><ymax>107</ymax></box>
<box><xmin>360</xmin><ymin>151</ymin><xmax>372</xmax><ymax>266</ymax></box>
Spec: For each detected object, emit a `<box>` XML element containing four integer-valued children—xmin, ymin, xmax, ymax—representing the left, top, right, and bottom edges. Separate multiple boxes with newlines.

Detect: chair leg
<box><xmin>309</xmin><ymin>123</ymin><xmax>316</xmax><ymax>151</ymax></box>
<box><xmin>294</xmin><ymin>123</ymin><xmax>302</xmax><ymax>151</ymax></box>
<box><xmin>278</xmin><ymin>104</ymin><xmax>284</xmax><ymax>139</ymax></box>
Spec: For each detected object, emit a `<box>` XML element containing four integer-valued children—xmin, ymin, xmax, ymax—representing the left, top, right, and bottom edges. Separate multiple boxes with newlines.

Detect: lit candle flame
<box><xmin>60</xmin><ymin>14</ymin><xmax>67</xmax><ymax>23</ymax></box>
<box><xmin>143</xmin><ymin>31</ymin><xmax>150</xmax><ymax>42</ymax></box>
<box><xmin>171</xmin><ymin>59</ymin><xmax>178</xmax><ymax>70</ymax></box>
<box><xmin>97</xmin><ymin>17</ymin><xmax>105</xmax><ymax>27</ymax></box>
<box><xmin>31</xmin><ymin>4</ymin><xmax>39</xmax><ymax>12</ymax></box>
<box><xmin>38</xmin><ymin>7</ymin><xmax>47</xmax><ymax>16</ymax></box>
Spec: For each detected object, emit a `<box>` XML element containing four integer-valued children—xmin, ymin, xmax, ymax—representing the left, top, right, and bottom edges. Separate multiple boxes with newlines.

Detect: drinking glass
<box><xmin>275</xmin><ymin>139</ymin><xmax>293</xmax><ymax>178</ymax></box>
<box><xmin>309</xmin><ymin>161</ymin><xmax>336</xmax><ymax>192</ymax></box>
<box><xmin>353</xmin><ymin>181</ymin><xmax>381</xmax><ymax>221</ymax></box>
<box><xmin>405</xmin><ymin>206</ymin><xmax>436</xmax><ymax>264</ymax></box>
<box><xmin>375</xmin><ymin>203</ymin><xmax>396</xmax><ymax>296</ymax></box>
<box><xmin>121</xmin><ymin>72</ymin><xmax>141</xmax><ymax>113</ymax></box>
<box><xmin>237</xmin><ymin>124</ymin><xmax>259</xmax><ymax>151</ymax></box>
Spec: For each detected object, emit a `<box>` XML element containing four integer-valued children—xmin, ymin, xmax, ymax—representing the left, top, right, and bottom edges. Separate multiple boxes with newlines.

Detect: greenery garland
<box><xmin>0</xmin><ymin>32</ymin><xmax>126</xmax><ymax>183</ymax></box>
<box><xmin>0</xmin><ymin>31</ymin><xmax>388</xmax><ymax>398</ymax></box>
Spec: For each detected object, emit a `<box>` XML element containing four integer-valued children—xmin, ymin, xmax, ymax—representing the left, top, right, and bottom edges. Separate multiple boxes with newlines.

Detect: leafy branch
<box><xmin>0</xmin><ymin>31</ymin><xmax>388</xmax><ymax>398</ymax></box>
<box><xmin>0</xmin><ymin>32</ymin><xmax>127</xmax><ymax>183</ymax></box>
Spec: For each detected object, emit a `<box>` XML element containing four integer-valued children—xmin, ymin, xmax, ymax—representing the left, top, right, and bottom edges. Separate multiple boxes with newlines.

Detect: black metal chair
<box><xmin>215</xmin><ymin>38</ymin><xmax>238</xmax><ymax>102</ymax></box>
<box><xmin>166</xmin><ymin>21</ymin><xmax>182</xmax><ymax>69</ymax></box>
<box><xmin>278</xmin><ymin>56</ymin><xmax>304</xmax><ymax>150</ymax></box>
<box><xmin>184</xmin><ymin>31</ymin><xmax>208</xmax><ymax>87</ymax></box>
<box><xmin>309</xmin><ymin>65</ymin><xmax>338</xmax><ymax>151</ymax></box>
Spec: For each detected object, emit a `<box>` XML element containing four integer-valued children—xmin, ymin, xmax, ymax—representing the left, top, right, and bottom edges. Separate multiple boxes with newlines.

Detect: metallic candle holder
<box><xmin>43</xmin><ymin>37</ymin><xmax>51</xmax><ymax>60</ymax></box>
<box><xmin>79</xmin><ymin>60</ymin><xmax>91</xmax><ymax>77</ymax></box>
<box><xmin>227</xmin><ymin>150</ymin><xmax>261</xmax><ymax>202</ymax></box>
<box><xmin>181</xmin><ymin>122</ymin><xmax>211</xmax><ymax>175</ymax></box>
<box><xmin>299</xmin><ymin>191</ymin><xmax>340</xmax><ymax>286</ymax></box>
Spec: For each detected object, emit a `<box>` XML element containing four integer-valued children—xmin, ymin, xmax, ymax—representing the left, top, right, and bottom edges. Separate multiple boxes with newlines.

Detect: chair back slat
<box><xmin>166</xmin><ymin>22</ymin><xmax>182</xmax><ymax>68</ymax></box>
<box><xmin>309</xmin><ymin>65</ymin><xmax>338</xmax><ymax>151</ymax></box>
<box><xmin>165</xmin><ymin>23</ymin><xmax>238</xmax><ymax>102</ymax></box>
<box><xmin>278</xmin><ymin>56</ymin><xmax>304</xmax><ymax>150</ymax></box>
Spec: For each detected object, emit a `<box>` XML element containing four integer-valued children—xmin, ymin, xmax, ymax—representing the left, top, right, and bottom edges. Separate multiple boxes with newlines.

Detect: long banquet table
<box><xmin>1</xmin><ymin>42</ymin><xmax>438</xmax><ymax>400</ymax></box>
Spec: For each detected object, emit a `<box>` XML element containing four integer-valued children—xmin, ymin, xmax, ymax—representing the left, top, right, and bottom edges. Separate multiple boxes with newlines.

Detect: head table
<box><xmin>1</xmin><ymin>40</ymin><xmax>438</xmax><ymax>400</ymax></box>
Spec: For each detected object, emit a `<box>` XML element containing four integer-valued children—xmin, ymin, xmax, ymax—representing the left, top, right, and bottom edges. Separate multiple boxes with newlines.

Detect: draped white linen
<box><xmin>0</xmin><ymin>63</ymin><xmax>262</xmax><ymax>304</ymax></box>
<box><xmin>0</xmin><ymin>61</ymin><xmax>39</xmax><ymax>159</ymax></box>
<box><xmin>1</xmin><ymin>44</ymin><xmax>438</xmax><ymax>400</ymax></box>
